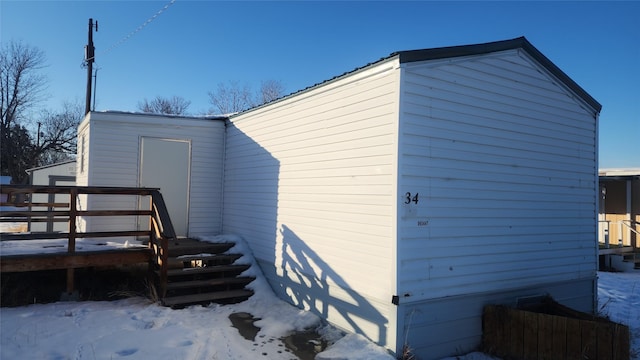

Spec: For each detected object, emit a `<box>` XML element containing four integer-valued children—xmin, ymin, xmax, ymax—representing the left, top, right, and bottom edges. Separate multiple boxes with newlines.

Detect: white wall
<box><xmin>224</xmin><ymin>59</ymin><xmax>402</xmax><ymax>349</ymax></box>
<box><xmin>77</xmin><ymin>112</ymin><xmax>226</xmax><ymax>237</ymax></box>
<box><xmin>76</xmin><ymin>119</ymin><xmax>91</xmax><ymax>233</ymax></box>
<box><xmin>394</xmin><ymin>49</ymin><xmax>599</xmax><ymax>358</ymax></box>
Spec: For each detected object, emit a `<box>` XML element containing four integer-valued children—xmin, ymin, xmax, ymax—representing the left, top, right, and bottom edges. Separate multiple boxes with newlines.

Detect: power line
<box><xmin>83</xmin><ymin>0</ymin><xmax>176</xmax><ymax>64</ymax></box>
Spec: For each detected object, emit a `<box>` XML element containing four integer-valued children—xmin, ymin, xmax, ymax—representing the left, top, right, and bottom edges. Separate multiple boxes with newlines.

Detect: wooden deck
<box><xmin>598</xmin><ymin>245</ymin><xmax>634</xmax><ymax>255</ymax></box>
<box><xmin>1</xmin><ymin>185</ymin><xmax>254</xmax><ymax>307</ymax></box>
<box><xmin>1</xmin><ymin>185</ymin><xmax>175</xmax><ymax>296</ymax></box>
<box><xmin>0</xmin><ymin>247</ymin><xmax>151</xmax><ymax>272</ymax></box>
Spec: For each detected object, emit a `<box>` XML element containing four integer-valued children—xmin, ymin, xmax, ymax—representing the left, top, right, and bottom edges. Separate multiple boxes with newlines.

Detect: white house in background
<box><xmin>26</xmin><ymin>160</ymin><xmax>76</xmax><ymax>232</ymax></box>
<box><xmin>76</xmin><ymin>112</ymin><xmax>226</xmax><ymax>238</ymax></box>
<box><xmin>598</xmin><ymin>168</ymin><xmax>640</xmax><ymax>249</ymax></box>
<box><xmin>80</xmin><ymin>37</ymin><xmax>601</xmax><ymax>359</ymax></box>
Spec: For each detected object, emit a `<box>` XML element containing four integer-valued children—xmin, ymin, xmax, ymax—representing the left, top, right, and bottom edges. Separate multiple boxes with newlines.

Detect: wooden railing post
<box><xmin>66</xmin><ymin>188</ymin><xmax>78</xmax><ymax>294</ymax></box>
<box><xmin>69</xmin><ymin>189</ymin><xmax>77</xmax><ymax>253</ymax></box>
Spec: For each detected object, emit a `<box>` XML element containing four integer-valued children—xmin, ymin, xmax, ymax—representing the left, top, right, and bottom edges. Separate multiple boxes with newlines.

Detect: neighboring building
<box><xmin>80</xmin><ymin>37</ymin><xmax>601</xmax><ymax>359</ymax></box>
<box><xmin>26</xmin><ymin>160</ymin><xmax>76</xmax><ymax>232</ymax></box>
<box><xmin>0</xmin><ymin>175</ymin><xmax>28</xmax><ymax>233</ymax></box>
<box><xmin>599</xmin><ymin>168</ymin><xmax>640</xmax><ymax>248</ymax></box>
<box><xmin>0</xmin><ymin>176</ymin><xmax>11</xmax><ymax>204</ymax></box>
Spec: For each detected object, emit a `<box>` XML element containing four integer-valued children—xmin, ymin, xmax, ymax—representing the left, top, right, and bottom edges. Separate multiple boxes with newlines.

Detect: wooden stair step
<box><xmin>169</xmin><ymin>253</ymin><xmax>242</xmax><ymax>264</ymax></box>
<box><xmin>162</xmin><ymin>289</ymin><xmax>254</xmax><ymax>307</ymax></box>
<box><xmin>166</xmin><ymin>264</ymin><xmax>250</xmax><ymax>277</ymax></box>
<box><xmin>168</xmin><ymin>242</ymin><xmax>235</xmax><ymax>257</ymax></box>
<box><xmin>166</xmin><ymin>276</ymin><xmax>255</xmax><ymax>290</ymax></box>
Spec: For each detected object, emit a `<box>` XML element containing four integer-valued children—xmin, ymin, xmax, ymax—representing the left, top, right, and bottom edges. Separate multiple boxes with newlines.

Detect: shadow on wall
<box><xmin>278</xmin><ymin>224</ymin><xmax>388</xmax><ymax>346</ymax></box>
<box><xmin>223</xmin><ymin>121</ymin><xmax>388</xmax><ymax>347</ymax></box>
<box><xmin>222</xmin><ymin>121</ymin><xmax>281</xmax><ymax>265</ymax></box>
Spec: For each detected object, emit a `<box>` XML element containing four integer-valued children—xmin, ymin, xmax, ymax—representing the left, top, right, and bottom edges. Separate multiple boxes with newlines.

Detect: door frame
<box><xmin>138</xmin><ymin>136</ymin><xmax>192</xmax><ymax>237</ymax></box>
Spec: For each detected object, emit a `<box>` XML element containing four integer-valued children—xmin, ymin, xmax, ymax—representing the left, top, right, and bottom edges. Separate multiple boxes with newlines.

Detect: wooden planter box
<box><xmin>482</xmin><ymin>298</ymin><xmax>629</xmax><ymax>360</ymax></box>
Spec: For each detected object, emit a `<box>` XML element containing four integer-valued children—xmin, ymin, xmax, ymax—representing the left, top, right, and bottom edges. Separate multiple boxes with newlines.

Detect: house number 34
<box><xmin>404</xmin><ymin>192</ymin><xmax>419</xmax><ymax>204</ymax></box>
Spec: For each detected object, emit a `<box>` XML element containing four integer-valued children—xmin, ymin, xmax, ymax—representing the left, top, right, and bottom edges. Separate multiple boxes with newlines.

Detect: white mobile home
<box><xmin>79</xmin><ymin>37</ymin><xmax>601</xmax><ymax>359</ymax></box>
<box><xmin>223</xmin><ymin>37</ymin><xmax>601</xmax><ymax>358</ymax></box>
<box><xmin>76</xmin><ymin>111</ymin><xmax>226</xmax><ymax>238</ymax></box>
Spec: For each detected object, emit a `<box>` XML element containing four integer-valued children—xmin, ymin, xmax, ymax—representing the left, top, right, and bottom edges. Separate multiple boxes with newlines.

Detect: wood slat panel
<box><xmin>482</xmin><ymin>305</ymin><xmax>630</xmax><ymax>360</ymax></box>
<box><xmin>1</xmin><ymin>231</ymin><xmax>151</xmax><ymax>241</ymax></box>
<box><xmin>1</xmin><ymin>185</ymin><xmax>160</xmax><ymax>195</ymax></box>
<box><xmin>0</xmin><ymin>249</ymin><xmax>150</xmax><ymax>272</ymax></box>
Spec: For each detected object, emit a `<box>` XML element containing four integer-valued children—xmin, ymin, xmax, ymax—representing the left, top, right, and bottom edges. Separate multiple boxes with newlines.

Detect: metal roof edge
<box><xmin>25</xmin><ymin>159</ymin><xmax>76</xmax><ymax>174</ymax></box>
<box><xmin>395</xmin><ymin>37</ymin><xmax>602</xmax><ymax>113</ymax></box>
<box><xmin>230</xmin><ymin>55</ymin><xmax>399</xmax><ymax>119</ymax></box>
<box><xmin>599</xmin><ymin>168</ymin><xmax>640</xmax><ymax>177</ymax></box>
<box><xmin>89</xmin><ymin>110</ymin><xmax>228</xmax><ymax>121</ymax></box>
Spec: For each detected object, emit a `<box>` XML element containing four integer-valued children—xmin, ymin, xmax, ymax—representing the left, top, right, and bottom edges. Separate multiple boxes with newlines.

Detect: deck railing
<box><xmin>599</xmin><ymin>219</ymin><xmax>639</xmax><ymax>252</ymax></box>
<box><xmin>621</xmin><ymin>220</ymin><xmax>639</xmax><ymax>249</ymax></box>
<box><xmin>599</xmin><ymin>220</ymin><xmax>611</xmax><ymax>248</ymax></box>
<box><xmin>0</xmin><ymin>185</ymin><xmax>176</xmax><ymax>294</ymax></box>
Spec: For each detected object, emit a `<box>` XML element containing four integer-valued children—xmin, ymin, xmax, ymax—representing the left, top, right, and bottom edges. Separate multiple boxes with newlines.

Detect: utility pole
<box><xmin>36</xmin><ymin>122</ymin><xmax>42</xmax><ymax>148</ymax></box>
<box><xmin>92</xmin><ymin>67</ymin><xmax>99</xmax><ymax>111</ymax></box>
<box><xmin>84</xmin><ymin>18</ymin><xmax>98</xmax><ymax>115</ymax></box>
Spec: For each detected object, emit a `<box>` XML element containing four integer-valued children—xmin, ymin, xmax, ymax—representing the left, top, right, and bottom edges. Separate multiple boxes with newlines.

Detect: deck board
<box><xmin>0</xmin><ymin>238</ymin><xmax>226</xmax><ymax>273</ymax></box>
<box><xmin>0</xmin><ymin>248</ymin><xmax>151</xmax><ymax>272</ymax></box>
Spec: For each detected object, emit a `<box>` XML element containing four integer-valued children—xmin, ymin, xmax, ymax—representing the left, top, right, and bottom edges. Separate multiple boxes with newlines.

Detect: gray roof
<box><xmin>599</xmin><ymin>168</ymin><xmax>640</xmax><ymax>181</ymax></box>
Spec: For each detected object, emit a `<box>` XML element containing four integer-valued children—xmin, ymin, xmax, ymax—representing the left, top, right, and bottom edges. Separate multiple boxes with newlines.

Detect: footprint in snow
<box><xmin>115</xmin><ymin>348</ymin><xmax>138</xmax><ymax>356</ymax></box>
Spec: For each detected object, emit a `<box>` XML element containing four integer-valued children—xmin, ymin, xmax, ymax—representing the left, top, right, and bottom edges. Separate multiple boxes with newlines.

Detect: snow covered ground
<box><xmin>1</xmin><ymin>234</ymin><xmax>638</xmax><ymax>359</ymax></box>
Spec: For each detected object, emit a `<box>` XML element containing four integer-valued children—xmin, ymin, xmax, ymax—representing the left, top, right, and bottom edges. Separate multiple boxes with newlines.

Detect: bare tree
<box><xmin>1</xmin><ymin>40</ymin><xmax>47</xmax><ymax>182</ymax></box>
<box><xmin>207</xmin><ymin>81</ymin><xmax>253</xmax><ymax>115</ymax></box>
<box><xmin>0</xmin><ymin>124</ymin><xmax>36</xmax><ymax>183</ymax></box>
<box><xmin>0</xmin><ymin>41</ymin><xmax>47</xmax><ymax>130</ymax></box>
<box><xmin>35</xmin><ymin>101</ymin><xmax>84</xmax><ymax>166</ymax></box>
<box><xmin>258</xmin><ymin>79</ymin><xmax>285</xmax><ymax>105</ymax></box>
<box><xmin>137</xmin><ymin>95</ymin><xmax>191</xmax><ymax>115</ymax></box>
<box><xmin>208</xmin><ymin>80</ymin><xmax>285</xmax><ymax>115</ymax></box>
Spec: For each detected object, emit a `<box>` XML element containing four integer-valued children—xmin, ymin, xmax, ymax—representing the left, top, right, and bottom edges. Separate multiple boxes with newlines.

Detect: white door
<box><xmin>139</xmin><ymin>137</ymin><xmax>191</xmax><ymax>237</ymax></box>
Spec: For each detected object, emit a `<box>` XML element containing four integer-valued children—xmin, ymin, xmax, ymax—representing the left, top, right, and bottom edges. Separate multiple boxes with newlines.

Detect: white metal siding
<box><xmin>82</xmin><ymin>112</ymin><xmax>225</xmax><ymax>237</ymax></box>
<box><xmin>76</xmin><ymin>119</ymin><xmax>91</xmax><ymax>232</ymax></box>
<box><xmin>223</xmin><ymin>60</ymin><xmax>401</xmax><ymax>348</ymax></box>
<box><xmin>396</xmin><ymin>50</ymin><xmax>598</xmax><ymax>302</ymax></box>
<box><xmin>76</xmin><ymin>118</ymin><xmax>90</xmax><ymax>187</ymax></box>
<box><xmin>397</xmin><ymin>277</ymin><xmax>595</xmax><ymax>360</ymax></box>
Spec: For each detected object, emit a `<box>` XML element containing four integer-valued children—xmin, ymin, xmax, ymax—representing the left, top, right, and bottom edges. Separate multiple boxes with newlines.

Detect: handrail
<box><xmin>598</xmin><ymin>219</ymin><xmax>639</xmax><ymax>249</ymax></box>
<box><xmin>621</xmin><ymin>220</ymin><xmax>639</xmax><ymax>249</ymax></box>
<box><xmin>621</xmin><ymin>220</ymin><xmax>640</xmax><ymax>236</ymax></box>
<box><xmin>1</xmin><ymin>185</ymin><xmax>159</xmax><ymax>195</ymax></box>
<box><xmin>0</xmin><ymin>185</ymin><xmax>176</xmax><ymax>296</ymax></box>
<box><xmin>150</xmin><ymin>191</ymin><xmax>175</xmax><ymax>297</ymax></box>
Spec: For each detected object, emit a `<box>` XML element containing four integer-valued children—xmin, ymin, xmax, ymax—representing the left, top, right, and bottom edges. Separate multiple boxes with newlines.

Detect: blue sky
<box><xmin>1</xmin><ymin>1</ymin><xmax>638</xmax><ymax>168</ymax></box>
